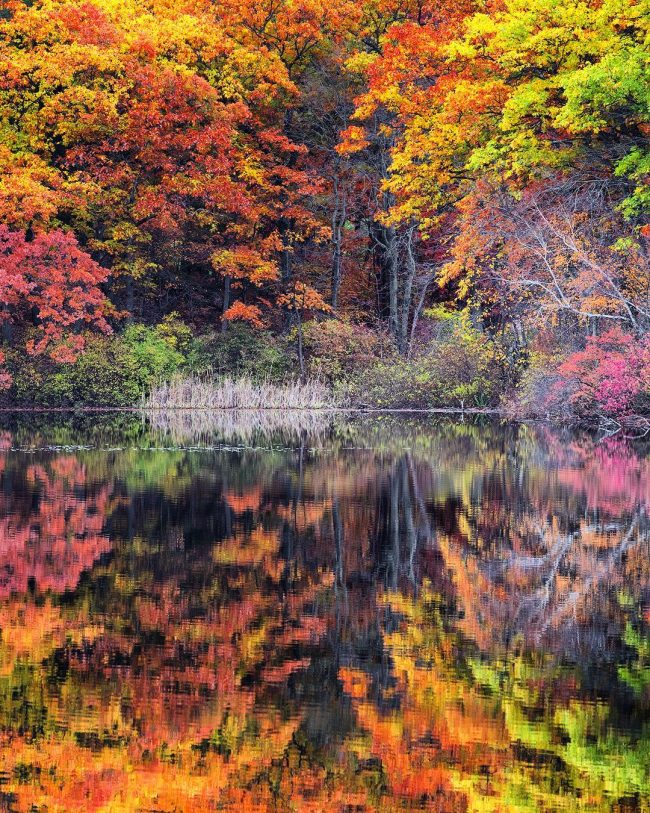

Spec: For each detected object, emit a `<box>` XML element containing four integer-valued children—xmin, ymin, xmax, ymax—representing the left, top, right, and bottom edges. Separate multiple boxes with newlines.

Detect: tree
<box><xmin>383</xmin><ymin>0</ymin><xmax>650</xmax><ymax>340</ymax></box>
<box><xmin>337</xmin><ymin>0</ymin><xmax>478</xmax><ymax>353</ymax></box>
<box><xmin>0</xmin><ymin>0</ymin><xmax>327</xmax><ymax>331</ymax></box>
<box><xmin>278</xmin><ymin>281</ymin><xmax>332</xmax><ymax>378</ymax></box>
<box><xmin>0</xmin><ymin>226</ymin><xmax>110</xmax><ymax>384</ymax></box>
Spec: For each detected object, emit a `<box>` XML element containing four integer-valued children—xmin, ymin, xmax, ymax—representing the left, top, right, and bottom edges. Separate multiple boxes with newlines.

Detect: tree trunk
<box><xmin>409</xmin><ymin>271</ymin><xmax>435</xmax><ymax>356</ymax></box>
<box><xmin>220</xmin><ymin>274</ymin><xmax>231</xmax><ymax>333</ymax></box>
<box><xmin>280</xmin><ymin>240</ymin><xmax>293</xmax><ymax>284</ymax></box>
<box><xmin>399</xmin><ymin>225</ymin><xmax>417</xmax><ymax>355</ymax></box>
<box><xmin>371</xmin><ymin>220</ymin><xmax>400</xmax><ymax>342</ymax></box>
<box><xmin>387</xmin><ymin>226</ymin><xmax>399</xmax><ymax>345</ymax></box>
<box><xmin>125</xmin><ymin>275</ymin><xmax>134</xmax><ymax>323</ymax></box>
<box><xmin>1</xmin><ymin>319</ymin><xmax>13</xmax><ymax>343</ymax></box>
<box><xmin>296</xmin><ymin>311</ymin><xmax>306</xmax><ymax>382</ymax></box>
<box><xmin>331</xmin><ymin>175</ymin><xmax>347</xmax><ymax>311</ymax></box>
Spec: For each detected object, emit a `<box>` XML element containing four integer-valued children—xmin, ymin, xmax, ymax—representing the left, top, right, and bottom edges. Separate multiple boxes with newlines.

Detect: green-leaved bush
<box><xmin>186</xmin><ymin>323</ymin><xmax>293</xmax><ymax>383</ymax></box>
<box><xmin>337</xmin><ymin>313</ymin><xmax>503</xmax><ymax>408</ymax></box>
<box><xmin>5</xmin><ymin>322</ymin><xmax>187</xmax><ymax>407</ymax></box>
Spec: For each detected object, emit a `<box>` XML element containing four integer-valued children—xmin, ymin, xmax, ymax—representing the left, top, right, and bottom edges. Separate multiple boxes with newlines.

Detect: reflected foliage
<box><xmin>0</xmin><ymin>417</ymin><xmax>648</xmax><ymax>811</ymax></box>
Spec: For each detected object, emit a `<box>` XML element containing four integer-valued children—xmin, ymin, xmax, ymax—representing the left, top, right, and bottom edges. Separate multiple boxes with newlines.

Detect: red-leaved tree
<box><xmin>0</xmin><ymin>227</ymin><xmax>111</xmax><ymax>385</ymax></box>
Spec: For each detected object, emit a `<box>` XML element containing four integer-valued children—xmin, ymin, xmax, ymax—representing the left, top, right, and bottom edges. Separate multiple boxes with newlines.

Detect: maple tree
<box><xmin>0</xmin><ymin>0</ymin><xmax>324</xmax><ymax>348</ymax></box>
<box><xmin>0</xmin><ymin>227</ymin><xmax>110</xmax><ymax>383</ymax></box>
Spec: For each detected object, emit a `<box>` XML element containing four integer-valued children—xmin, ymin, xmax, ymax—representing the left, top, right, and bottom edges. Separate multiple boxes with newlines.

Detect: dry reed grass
<box><xmin>144</xmin><ymin>375</ymin><xmax>337</xmax><ymax>411</ymax></box>
<box><xmin>142</xmin><ymin>376</ymin><xmax>338</xmax><ymax>444</ymax></box>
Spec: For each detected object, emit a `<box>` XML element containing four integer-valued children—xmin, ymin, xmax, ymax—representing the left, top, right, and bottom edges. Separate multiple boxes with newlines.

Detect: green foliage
<box><xmin>619</xmin><ymin>623</ymin><xmax>650</xmax><ymax>696</ymax></box>
<box><xmin>460</xmin><ymin>0</ymin><xmax>650</xmax><ymax>182</ymax></box>
<box><xmin>6</xmin><ymin>322</ymin><xmax>187</xmax><ymax>407</ymax></box>
<box><xmin>0</xmin><ymin>662</ymin><xmax>48</xmax><ymax>738</ymax></box>
<box><xmin>3</xmin><ymin>312</ymin><xmax>514</xmax><ymax>410</ymax></box>
<box><xmin>153</xmin><ymin>312</ymin><xmax>195</xmax><ymax>354</ymax></box>
<box><xmin>186</xmin><ymin>323</ymin><xmax>293</xmax><ymax>383</ymax></box>
<box><xmin>616</xmin><ymin>148</ymin><xmax>650</xmax><ymax>218</ymax></box>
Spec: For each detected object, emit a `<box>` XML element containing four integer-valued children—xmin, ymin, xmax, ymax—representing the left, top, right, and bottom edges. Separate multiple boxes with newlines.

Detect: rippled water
<box><xmin>0</xmin><ymin>413</ymin><xmax>648</xmax><ymax>812</ymax></box>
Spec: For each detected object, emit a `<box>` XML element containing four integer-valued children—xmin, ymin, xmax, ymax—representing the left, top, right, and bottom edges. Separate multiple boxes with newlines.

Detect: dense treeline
<box><xmin>0</xmin><ymin>0</ymin><xmax>648</xmax><ymax>419</ymax></box>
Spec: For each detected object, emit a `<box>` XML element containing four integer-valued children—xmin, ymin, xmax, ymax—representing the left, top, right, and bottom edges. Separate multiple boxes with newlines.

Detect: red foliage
<box><xmin>554</xmin><ymin>328</ymin><xmax>650</xmax><ymax>418</ymax></box>
<box><xmin>0</xmin><ymin>227</ymin><xmax>111</xmax><ymax>381</ymax></box>
<box><xmin>556</xmin><ymin>437</ymin><xmax>650</xmax><ymax>515</ymax></box>
<box><xmin>0</xmin><ymin>457</ymin><xmax>113</xmax><ymax>597</ymax></box>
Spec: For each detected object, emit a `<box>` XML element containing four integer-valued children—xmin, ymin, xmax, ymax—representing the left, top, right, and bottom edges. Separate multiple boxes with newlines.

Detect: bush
<box><xmin>524</xmin><ymin>328</ymin><xmax>650</xmax><ymax>422</ymax></box>
<box><xmin>511</xmin><ymin>350</ymin><xmax>567</xmax><ymax>419</ymax></box>
<box><xmin>186</xmin><ymin>323</ymin><xmax>293</xmax><ymax>382</ymax></box>
<box><xmin>340</xmin><ymin>357</ymin><xmax>440</xmax><ymax>408</ymax></box>
<box><xmin>6</xmin><ymin>322</ymin><xmax>187</xmax><ymax>407</ymax></box>
<box><xmin>301</xmin><ymin>319</ymin><xmax>394</xmax><ymax>383</ymax></box>
<box><xmin>341</xmin><ymin>317</ymin><xmax>502</xmax><ymax>408</ymax></box>
<box><xmin>153</xmin><ymin>312</ymin><xmax>195</xmax><ymax>354</ymax></box>
<box><xmin>1</xmin><ymin>312</ymin><xmax>513</xmax><ymax>410</ymax></box>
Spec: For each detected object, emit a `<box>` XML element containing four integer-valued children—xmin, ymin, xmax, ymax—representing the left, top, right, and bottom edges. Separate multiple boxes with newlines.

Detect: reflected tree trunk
<box><xmin>389</xmin><ymin>467</ymin><xmax>400</xmax><ymax>590</ymax></box>
<box><xmin>400</xmin><ymin>458</ymin><xmax>418</xmax><ymax>585</ymax></box>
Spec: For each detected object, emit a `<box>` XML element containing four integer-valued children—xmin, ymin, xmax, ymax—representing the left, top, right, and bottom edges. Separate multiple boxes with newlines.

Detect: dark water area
<box><xmin>0</xmin><ymin>412</ymin><xmax>648</xmax><ymax>812</ymax></box>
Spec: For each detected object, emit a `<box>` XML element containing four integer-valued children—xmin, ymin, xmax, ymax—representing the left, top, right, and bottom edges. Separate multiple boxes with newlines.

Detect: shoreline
<box><xmin>0</xmin><ymin>405</ymin><xmax>504</xmax><ymax>414</ymax></box>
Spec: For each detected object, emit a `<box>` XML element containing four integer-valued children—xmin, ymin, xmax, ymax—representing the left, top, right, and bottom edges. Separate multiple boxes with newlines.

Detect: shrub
<box><xmin>301</xmin><ymin>319</ymin><xmax>394</xmax><ymax>383</ymax></box>
<box><xmin>186</xmin><ymin>323</ymin><xmax>292</xmax><ymax>382</ymax></box>
<box><xmin>154</xmin><ymin>312</ymin><xmax>195</xmax><ymax>354</ymax></box>
<box><xmin>425</xmin><ymin>316</ymin><xmax>503</xmax><ymax>407</ymax></box>
<box><xmin>512</xmin><ymin>350</ymin><xmax>567</xmax><ymax>419</ymax></box>
<box><xmin>514</xmin><ymin>328</ymin><xmax>650</xmax><ymax>421</ymax></box>
<box><xmin>341</xmin><ymin>358</ymin><xmax>439</xmax><ymax>408</ymax></box>
<box><xmin>6</xmin><ymin>322</ymin><xmax>187</xmax><ymax>407</ymax></box>
<box><xmin>340</xmin><ymin>317</ymin><xmax>502</xmax><ymax>409</ymax></box>
<box><xmin>548</xmin><ymin>328</ymin><xmax>650</xmax><ymax>420</ymax></box>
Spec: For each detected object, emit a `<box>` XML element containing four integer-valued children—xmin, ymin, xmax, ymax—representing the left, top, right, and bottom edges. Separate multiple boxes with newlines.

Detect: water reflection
<box><xmin>0</xmin><ymin>415</ymin><xmax>648</xmax><ymax>812</ymax></box>
<box><xmin>144</xmin><ymin>405</ymin><xmax>335</xmax><ymax>446</ymax></box>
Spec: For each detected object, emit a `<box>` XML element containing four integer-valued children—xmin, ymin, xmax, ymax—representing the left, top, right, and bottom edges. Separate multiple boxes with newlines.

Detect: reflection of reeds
<box><xmin>143</xmin><ymin>406</ymin><xmax>335</xmax><ymax>446</ymax></box>
<box><xmin>142</xmin><ymin>377</ymin><xmax>338</xmax><ymax>445</ymax></box>
<box><xmin>144</xmin><ymin>376</ymin><xmax>337</xmax><ymax>411</ymax></box>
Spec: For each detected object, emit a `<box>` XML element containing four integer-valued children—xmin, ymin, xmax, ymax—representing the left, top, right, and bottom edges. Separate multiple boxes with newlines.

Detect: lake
<box><xmin>0</xmin><ymin>412</ymin><xmax>648</xmax><ymax>812</ymax></box>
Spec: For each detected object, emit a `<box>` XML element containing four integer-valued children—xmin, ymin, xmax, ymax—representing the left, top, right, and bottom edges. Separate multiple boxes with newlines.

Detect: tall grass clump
<box><xmin>144</xmin><ymin>375</ymin><xmax>338</xmax><ymax>411</ymax></box>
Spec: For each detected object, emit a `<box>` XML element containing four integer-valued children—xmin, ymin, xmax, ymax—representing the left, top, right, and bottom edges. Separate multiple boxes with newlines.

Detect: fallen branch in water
<box><xmin>596</xmin><ymin>414</ymin><xmax>650</xmax><ymax>440</ymax></box>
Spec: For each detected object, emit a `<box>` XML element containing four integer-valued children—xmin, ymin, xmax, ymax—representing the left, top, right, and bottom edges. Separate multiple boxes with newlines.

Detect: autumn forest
<box><xmin>0</xmin><ymin>0</ymin><xmax>648</xmax><ymax>418</ymax></box>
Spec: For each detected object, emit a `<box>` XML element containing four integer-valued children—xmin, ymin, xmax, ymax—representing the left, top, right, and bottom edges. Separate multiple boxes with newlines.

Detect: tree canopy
<box><xmin>0</xmin><ymin>0</ymin><xmax>648</xmax><ymax>416</ymax></box>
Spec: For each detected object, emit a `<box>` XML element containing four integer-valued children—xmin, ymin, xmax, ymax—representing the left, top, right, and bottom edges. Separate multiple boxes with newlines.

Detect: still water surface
<box><xmin>0</xmin><ymin>413</ymin><xmax>648</xmax><ymax>812</ymax></box>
